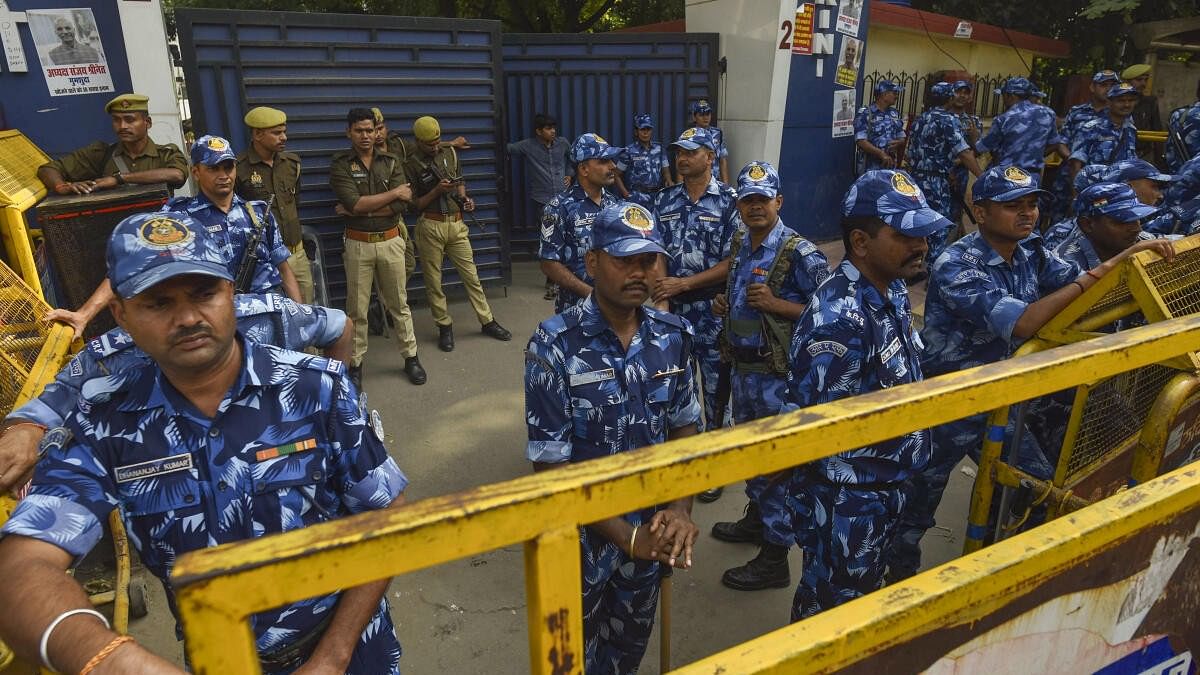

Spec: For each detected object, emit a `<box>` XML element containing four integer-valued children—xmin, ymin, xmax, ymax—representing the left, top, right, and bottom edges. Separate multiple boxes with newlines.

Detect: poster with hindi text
<box><xmin>27</xmin><ymin>8</ymin><xmax>113</xmax><ymax>97</ymax></box>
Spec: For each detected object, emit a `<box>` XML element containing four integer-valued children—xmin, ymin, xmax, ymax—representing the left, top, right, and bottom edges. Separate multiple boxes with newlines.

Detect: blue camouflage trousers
<box><xmin>913</xmin><ymin>173</ymin><xmax>955</xmax><ymax>264</ymax></box>
<box><xmin>949</xmin><ymin>165</ymin><xmax>969</xmax><ymax>226</ymax></box>
<box><xmin>581</xmin><ymin>513</ymin><xmax>661</xmax><ymax>675</ymax></box>
<box><xmin>677</xmin><ymin>299</ymin><xmax>728</xmax><ymax>431</ymax></box>
<box><xmin>734</xmin><ymin>370</ymin><xmax>793</xmax><ymax>547</ymax></box>
<box><xmin>888</xmin><ymin>411</ymin><xmax>1055</xmax><ymax>580</ymax></box>
<box><xmin>789</xmin><ymin>473</ymin><xmax>906</xmax><ymax>620</ymax></box>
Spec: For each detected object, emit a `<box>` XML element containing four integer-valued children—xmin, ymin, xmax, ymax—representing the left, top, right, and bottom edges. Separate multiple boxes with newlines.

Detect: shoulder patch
<box><xmin>952</xmin><ymin>269</ymin><xmax>992</xmax><ymax>284</ymax></box>
<box><xmin>644</xmin><ymin>307</ymin><xmax>687</xmax><ymax>331</ymax></box>
<box><xmin>806</xmin><ymin>340</ymin><xmax>848</xmax><ymax>358</ymax></box>
<box><xmin>88</xmin><ymin>329</ymin><xmax>136</xmax><ymax>358</ymax></box>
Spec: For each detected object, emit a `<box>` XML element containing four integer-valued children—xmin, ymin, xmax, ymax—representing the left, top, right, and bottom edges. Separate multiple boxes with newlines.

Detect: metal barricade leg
<box><xmin>524</xmin><ymin>526</ymin><xmax>584</xmax><ymax>675</ymax></box>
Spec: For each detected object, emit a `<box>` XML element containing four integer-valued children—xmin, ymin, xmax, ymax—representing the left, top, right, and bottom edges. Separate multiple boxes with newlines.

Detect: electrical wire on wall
<box><xmin>917</xmin><ymin>8</ymin><xmax>968</xmax><ymax>72</ymax></box>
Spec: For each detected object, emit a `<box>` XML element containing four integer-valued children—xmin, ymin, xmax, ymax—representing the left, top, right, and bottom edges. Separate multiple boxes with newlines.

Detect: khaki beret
<box><xmin>244</xmin><ymin>106</ymin><xmax>287</xmax><ymax>129</ymax></box>
<box><xmin>1121</xmin><ymin>64</ymin><xmax>1152</xmax><ymax>80</ymax></box>
<box><xmin>413</xmin><ymin>116</ymin><xmax>441</xmax><ymax>142</ymax></box>
<box><xmin>105</xmin><ymin>93</ymin><xmax>149</xmax><ymax>114</ymax></box>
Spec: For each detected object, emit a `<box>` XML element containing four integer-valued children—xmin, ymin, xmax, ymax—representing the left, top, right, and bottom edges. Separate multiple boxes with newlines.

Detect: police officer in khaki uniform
<box><xmin>404</xmin><ymin>115</ymin><xmax>511</xmax><ymax>352</ymax></box>
<box><xmin>329</xmin><ymin>108</ymin><xmax>425</xmax><ymax>388</ymax></box>
<box><xmin>37</xmin><ymin>93</ymin><xmax>188</xmax><ymax>196</ymax></box>
<box><xmin>366</xmin><ymin>107</ymin><xmax>417</xmax><ymax>281</ymax></box>
<box><xmin>235</xmin><ymin>106</ymin><xmax>314</xmax><ymax>304</ymax></box>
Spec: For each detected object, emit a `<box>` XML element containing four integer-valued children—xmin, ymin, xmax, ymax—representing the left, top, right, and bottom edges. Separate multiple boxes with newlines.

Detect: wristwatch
<box><xmin>113</xmin><ymin>171</ymin><xmax>126</xmax><ymax>185</ymax></box>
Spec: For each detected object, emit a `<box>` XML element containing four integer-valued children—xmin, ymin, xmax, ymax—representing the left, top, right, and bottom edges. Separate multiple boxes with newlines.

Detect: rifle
<box><xmin>1168</xmin><ymin>108</ymin><xmax>1189</xmax><ymax>167</ymax></box>
<box><xmin>422</xmin><ymin>148</ymin><xmax>486</xmax><ymax>229</ymax></box>
<box><xmin>234</xmin><ymin>194</ymin><xmax>274</xmax><ymax>294</ymax></box>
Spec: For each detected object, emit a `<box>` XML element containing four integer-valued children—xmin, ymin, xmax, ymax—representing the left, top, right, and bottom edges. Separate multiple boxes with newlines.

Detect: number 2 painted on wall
<box><xmin>779</xmin><ymin>20</ymin><xmax>792</xmax><ymax>50</ymax></box>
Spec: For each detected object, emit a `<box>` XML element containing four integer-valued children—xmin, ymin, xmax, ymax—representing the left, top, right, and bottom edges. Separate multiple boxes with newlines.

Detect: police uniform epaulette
<box><xmin>163</xmin><ymin>195</ymin><xmax>191</xmax><ymax>210</ymax></box>
<box><xmin>644</xmin><ymin>306</ymin><xmax>688</xmax><ymax>332</ymax></box>
<box><xmin>86</xmin><ymin>329</ymin><xmax>138</xmax><ymax>359</ymax></box>
<box><xmin>535</xmin><ymin>311</ymin><xmax>574</xmax><ymax>341</ymax></box>
<box><xmin>330</xmin><ymin>149</ymin><xmax>356</xmax><ymax>162</ymax></box>
<box><xmin>233</xmin><ymin>293</ymin><xmax>278</xmax><ymax>317</ymax></box>
<box><xmin>277</xmin><ymin>150</ymin><xmax>301</xmax><ymax>163</ymax></box>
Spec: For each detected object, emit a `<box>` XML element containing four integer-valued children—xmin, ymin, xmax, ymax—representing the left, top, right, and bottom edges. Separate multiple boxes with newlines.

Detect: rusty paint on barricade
<box><xmin>173</xmin><ymin>315</ymin><xmax>1200</xmax><ymax>674</ymax></box>
<box><xmin>676</xmin><ymin>464</ymin><xmax>1200</xmax><ymax>675</ymax></box>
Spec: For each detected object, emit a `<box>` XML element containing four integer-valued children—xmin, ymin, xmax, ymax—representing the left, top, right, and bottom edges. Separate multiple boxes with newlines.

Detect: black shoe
<box><xmin>697</xmin><ymin>486</ymin><xmax>724</xmax><ymax>503</ymax></box>
<box><xmin>349</xmin><ymin>365</ymin><xmax>363</xmax><ymax>392</ymax></box>
<box><xmin>404</xmin><ymin>356</ymin><xmax>427</xmax><ymax>385</ymax></box>
<box><xmin>711</xmin><ymin>501</ymin><xmax>763</xmax><ymax>543</ymax></box>
<box><xmin>481</xmin><ymin>320</ymin><xmax>512</xmax><ymax>341</ymax></box>
<box><xmin>438</xmin><ymin>325</ymin><xmax>455</xmax><ymax>352</ymax></box>
<box><xmin>721</xmin><ymin>543</ymin><xmax>791</xmax><ymax>591</ymax></box>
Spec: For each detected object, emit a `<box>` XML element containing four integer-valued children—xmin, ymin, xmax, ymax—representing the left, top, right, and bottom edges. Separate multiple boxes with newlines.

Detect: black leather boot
<box><xmin>404</xmin><ymin>356</ymin><xmax>427</xmax><ymax>385</ymax></box>
<box><xmin>720</xmin><ymin>542</ymin><xmax>791</xmax><ymax>591</ymax></box>
<box><xmin>438</xmin><ymin>325</ymin><xmax>454</xmax><ymax>352</ymax></box>
<box><xmin>711</xmin><ymin>501</ymin><xmax>764</xmax><ymax>543</ymax></box>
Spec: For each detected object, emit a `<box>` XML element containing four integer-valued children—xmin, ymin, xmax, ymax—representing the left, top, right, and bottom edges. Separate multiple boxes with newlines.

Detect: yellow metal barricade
<box><xmin>0</xmin><ymin>131</ymin><xmax>49</xmax><ymax>297</ymax></box>
<box><xmin>964</xmin><ymin>236</ymin><xmax>1200</xmax><ymax>553</ymax></box>
<box><xmin>171</xmin><ymin>313</ymin><xmax>1200</xmax><ymax>674</ymax></box>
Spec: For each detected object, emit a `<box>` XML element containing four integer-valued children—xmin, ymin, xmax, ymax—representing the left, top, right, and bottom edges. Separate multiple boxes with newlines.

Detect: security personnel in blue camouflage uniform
<box><xmin>654</xmin><ymin>128</ymin><xmax>739</xmax><ymax>445</ymax></box>
<box><xmin>890</xmin><ymin>166</ymin><xmax>1172</xmax><ymax>580</ymax></box>
<box><xmin>689</xmin><ymin>99</ymin><xmax>730</xmax><ymax>183</ymax></box>
<box><xmin>0</xmin><ymin>211</ymin><xmax>408</xmax><ymax>674</ymax></box>
<box><xmin>525</xmin><ymin>202</ymin><xmax>701</xmax><ymax>675</ymax></box>
<box><xmin>946</xmin><ymin>80</ymin><xmax>983</xmax><ymax>225</ymax></box>
<box><xmin>1167</xmin><ymin>80</ymin><xmax>1200</xmax><ymax>173</ymax></box>
<box><xmin>854</xmin><ymin>80</ymin><xmax>907</xmax><ymax>171</ymax></box>
<box><xmin>1043</xmin><ymin>164</ymin><xmax>1112</xmax><ymax>249</ymax></box>
<box><xmin>1069</xmin><ymin>83</ymin><xmax>1140</xmax><ymax>178</ymax></box>
<box><xmin>539</xmin><ymin>133</ymin><xmax>622</xmax><ymax>313</ymax></box>
<box><xmin>905</xmin><ymin>82</ymin><xmax>981</xmax><ymax>263</ymax></box>
<box><xmin>976</xmin><ymin>78</ymin><xmax>1068</xmax><ymax>180</ymax></box>
<box><xmin>783</xmin><ymin>169</ymin><xmax>939</xmax><ymax>619</ymax></box>
<box><xmin>1168</xmin><ymin>157</ymin><xmax>1200</xmax><ymax>234</ymax></box>
<box><xmin>1047</xmin><ymin>70</ymin><xmax>1120</xmax><ymax>223</ymax></box>
<box><xmin>709</xmin><ymin>161</ymin><xmax>829</xmax><ymax>592</ymax></box>
<box><xmin>1103</xmin><ymin>159</ymin><xmax>1181</xmax><ymax>236</ymax></box>
<box><xmin>615</xmin><ymin>113</ymin><xmax>672</xmax><ymax>209</ymax></box>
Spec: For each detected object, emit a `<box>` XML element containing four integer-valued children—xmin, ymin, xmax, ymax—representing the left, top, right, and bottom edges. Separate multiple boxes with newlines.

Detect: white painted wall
<box><xmin>685</xmin><ymin>0</ymin><xmax>793</xmax><ymax>173</ymax></box>
<box><xmin>116</xmin><ymin>0</ymin><xmax>191</xmax><ymax>194</ymax></box>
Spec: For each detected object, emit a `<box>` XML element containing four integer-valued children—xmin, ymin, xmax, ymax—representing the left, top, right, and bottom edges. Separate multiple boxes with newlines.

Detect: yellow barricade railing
<box><xmin>172</xmin><ymin>313</ymin><xmax>1200</xmax><ymax>674</ymax></box>
<box><xmin>0</xmin><ymin>131</ymin><xmax>49</xmax><ymax>297</ymax></box>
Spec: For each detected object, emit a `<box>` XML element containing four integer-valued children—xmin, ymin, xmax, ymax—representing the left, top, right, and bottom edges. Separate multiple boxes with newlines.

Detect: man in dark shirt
<box><xmin>509</xmin><ymin>114</ymin><xmax>571</xmax><ymax>300</ymax></box>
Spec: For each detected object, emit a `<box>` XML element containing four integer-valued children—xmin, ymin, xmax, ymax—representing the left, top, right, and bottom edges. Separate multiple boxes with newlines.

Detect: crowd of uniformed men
<box><xmin>0</xmin><ymin>58</ymin><xmax>1196</xmax><ymax>673</ymax></box>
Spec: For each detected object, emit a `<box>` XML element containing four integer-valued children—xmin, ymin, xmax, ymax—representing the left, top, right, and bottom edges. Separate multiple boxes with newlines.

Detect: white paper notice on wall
<box><xmin>954</xmin><ymin>21</ymin><xmax>973</xmax><ymax>39</ymax></box>
<box><xmin>0</xmin><ymin>0</ymin><xmax>30</xmax><ymax>73</ymax></box>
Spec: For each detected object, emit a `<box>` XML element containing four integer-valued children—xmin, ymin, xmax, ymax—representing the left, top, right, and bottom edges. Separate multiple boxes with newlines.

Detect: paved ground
<box><xmin>130</xmin><ymin>254</ymin><xmax>973</xmax><ymax>673</ymax></box>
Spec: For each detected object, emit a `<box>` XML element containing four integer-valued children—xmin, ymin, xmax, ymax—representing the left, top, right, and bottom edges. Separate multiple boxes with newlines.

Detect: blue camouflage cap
<box><xmin>671</xmin><ymin>127</ymin><xmax>716</xmax><ymax>151</ymax></box>
<box><xmin>972</xmin><ymin>165</ymin><xmax>1051</xmax><ymax>203</ymax></box>
<box><xmin>570</xmin><ymin>132</ymin><xmax>621</xmax><ymax>163</ymax></box>
<box><xmin>842</xmin><ymin>170</ymin><xmax>951</xmax><ymax>237</ymax></box>
<box><xmin>874</xmin><ymin>80</ymin><xmax>903</xmax><ymax>95</ymax></box>
<box><xmin>634</xmin><ymin>113</ymin><xmax>654</xmax><ymax>129</ymax></box>
<box><xmin>190</xmin><ymin>134</ymin><xmax>237</xmax><ymax>166</ymax></box>
<box><xmin>1074</xmin><ymin>164</ymin><xmax>1110</xmax><ymax>193</ymax></box>
<box><xmin>1105</xmin><ymin>158</ymin><xmax>1176</xmax><ymax>185</ymax></box>
<box><xmin>995</xmin><ymin>77</ymin><xmax>1034</xmax><ymax>97</ymax></box>
<box><xmin>590</xmin><ymin>202</ymin><xmax>668</xmax><ymax>257</ymax></box>
<box><xmin>930</xmin><ymin>82</ymin><xmax>954</xmax><ymax>98</ymax></box>
<box><xmin>1092</xmin><ymin>69</ymin><xmax>1119</xmax><ymax>84</ymax></box>
<box><xmin>1108</xmin><ymin>82</ymin><xmax>1141</xmax><ymax>99</ymax></box>
<box><xmin>689</xmin><ymin>99</ymin><xmax>713</xmax><ymax>114</ymax></box>
<box><xmin>952</xmin><ymin>80</ymin><xmax>973</xmax><ymax>92</ymax></box>
<box><xmin>736</xmin><ymin>161</ymin><xmax>780</xmax><ymax>200</ymax></box>
<box><xmin>1031</xmin><ymin>88</ymin><xmax>1048</xmax><ymax>99</ymax></box>
<box><xmin>108</xmin><ymin>211</ymin><xmax>233</xmax><ymax>299</ymax></box>
<box><xmin>1075</xmin><ymin>182</ymin><xmax>1159</xmax><ymax>222</ymax></box>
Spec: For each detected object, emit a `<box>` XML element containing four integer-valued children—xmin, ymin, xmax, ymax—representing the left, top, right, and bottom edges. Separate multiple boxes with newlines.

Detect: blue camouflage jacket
<box><xmin>653</xmin><ymin>177</ymin><xmax>738</xmax><ymax>279</ymax></box>
<box><xmin>976</xmin><ymin>100</ymin><xmax>1065</xmax><ymax>172</ymax></box>
<box><xmin>705</xmin><ymin>126</ymin><xmax>729</xmax><ymax>180</ymax></box>
<box><xmin>921</xmin><ymin>232</ymin><xmax>1079</xmax><ymax>376</ymax></box>
<box><xmin>1061</xmin><ymin>102</ymin><xmax>1106</xmax><ymax>146</ymax></box>
<box><xmin>1167</xmin><ymin>102</ymin><xmax>1200</xmax><ymax>173</ymax></box>
<box><xmin>783</xmin><ymin>259</ymin><xmax>929</xmax><ymax>484</ymax></box>
<box><xmin>163</xmin><ymin>193</ymin><xmax>289</xmax><ymax>294</ymax></box>
<box><xmin>1070</xmin><ymin>116</ymin><xmax>1138</xmax><ymax>167</ymax></box>
<box><xmin>906</xmin><ymin>108</ymin><xmax>969</xmax><ymax>176</ymax></box>
<box><xmin>538</xmin><ymin>184</ymin><xmax>621</xmax><ymax>312</ymax></box>
<box><xmin>854</xmin><ymin>104</ymin><xmax>906</xmax><ymax>152</ymax></box>
<box><xmin>524</xmin><ymin>295</ymin><xmax>701</xmax><ymax>465</ymax></box>
<box><xmin>2</xmin><ymin>341</ymin><xmax>407</xmax><ymax>667</ymax></box>
<box><xmin>617</xmin><ymin>141</ymin><xmax>669</xmax><ymax>192</ymax></box>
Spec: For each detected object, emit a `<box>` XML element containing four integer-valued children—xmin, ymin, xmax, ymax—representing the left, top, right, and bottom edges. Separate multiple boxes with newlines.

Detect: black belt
<box><xmin>802</xmin><ymin>467</ymin><xmax>903</xmax><ymax>492</ymax></box>
<box><xmin>258</xmin><ymin>612</ymin><xmax>334</xmax><ymax>671</ymax></box>
<box><xmin>730</xmin><ymin>345</ymin><xmax>770</xmax><ymax>364</ymax></box>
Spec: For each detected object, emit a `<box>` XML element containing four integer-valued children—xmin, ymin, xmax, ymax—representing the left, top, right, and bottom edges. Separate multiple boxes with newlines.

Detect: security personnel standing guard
<box><xmin>653</xmin><ymin>128</ymin><xmax>738</xmax><ymax>457</ymax></box>
<box><xmin>404</xmin><ymin>115</ymin><xmax>511</xmax><ymax>352</ymax></box>
<box><xmin>0</xmin><ymin>211</ymin><xmax>408</xmax><ymax>674</ymax></box>
<box><xmin>37</xmin><ymin>93</ymin><xmax>187</xmax><ymax>196</ymax></box>
<box><xmin>892</xmin><ymin>166</ymin><xmax>1172</xmax><ymax>580</ymax></box>
<box><xmin>975</xmin><ymin>78</ymin><xmax>1068</xmax><ymax>181</ymax></box>
<box><xmin>329</xmin><ymin>108</ymin><xmax>425</xmax><ymax>387</ymax></box>
<box><xmin>1069</xmin><ymin>83</ymin><xmax>1141</xmax><ymax>178</ymax></box>
<box><xmin>539</xmin><ymin>133</ymin><xmax>622</xmax><ymax>313</ymax></box>
<box><xmin>784</xmin><ymin>170</ymin><xmax>940</xmax><ymax>619</ymax></box>
<box><xmin>854</xmin><ymin>80</ymin><xmax>907</xmax><ymax>171</ymax></box>
<box><xmin>946</xmin><ymin>80</ymin><xmax>982</xmax><ymax>226</ymax></box>
<box><xmin>615</xmin><ymin>113</ymin><xmax>672</xmax><ymax>209</ymax></box>
<box><xmin>525</xmin><ymin>202</ymin><xmax>701</xmax><ymax>675</ymax></box>
<box><xmin>688</xmin><ymin>100</ymin><xmax>730</xmax><ymax>184</ymax></box>
<box><xmin>235</xmin><ymin>106</ymin><xmax>313</xmax><ymax>304</ymax></box>
<box><xmin>1167</xmin><ymin>79</ymin><xmax>1200</xmax><ymax>173</ymax></box>
<box><xmin>710</xmin><ymin>162</ymin><xmax>829</xmax><ymax>591</ymax></box>
<box><xmin>1047</xmin><ymin>70</ymin><xmax>1120</xmax><ymax>222</ymax></box>
<box><xmin>905</xmin><ymin>82</ymin><xmax>981</xmax><ymax>264</ymax></box>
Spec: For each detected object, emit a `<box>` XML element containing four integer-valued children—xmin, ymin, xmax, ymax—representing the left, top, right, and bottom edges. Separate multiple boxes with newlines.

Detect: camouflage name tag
<box><xmin>570</xmin><ymin>368</ymin><xmax>615</xmax><ymax>386</ymax></box>
<box><xmin>115</xmin><ymin>453</ymin><xmax>193</xmax><ymax>483</ymax></box>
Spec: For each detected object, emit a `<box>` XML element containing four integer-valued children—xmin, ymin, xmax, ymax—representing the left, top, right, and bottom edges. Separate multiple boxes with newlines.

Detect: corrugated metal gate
<box><xmin>501</xmin><ymin>32</ymin><xmax>720</xmax><ymax>257</ymax></box>
<box><xmin>174</xmin><ymin>9</ymin><xmax>509</xmax><ymax>306</ymax></box>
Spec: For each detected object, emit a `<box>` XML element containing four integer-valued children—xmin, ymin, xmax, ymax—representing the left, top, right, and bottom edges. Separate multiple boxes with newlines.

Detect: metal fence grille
<box><xmin>0</xmin><ymin>263</ymin><xmax>56</xmax><ymax>416</ymax></box>
<box><xmin>1142</xmin><ymin>245</ymin><xmax>1200</xmax><ymax>318</ymax></box>
<box><xmin>860</xmin><ymin>71</ymin><xmax>1031</xmax><ymax>122</ymax></box>
<box><xmin>0</xmin><ymin>131</ymin><xmax>49</xmax><ymax>208</ymax></box>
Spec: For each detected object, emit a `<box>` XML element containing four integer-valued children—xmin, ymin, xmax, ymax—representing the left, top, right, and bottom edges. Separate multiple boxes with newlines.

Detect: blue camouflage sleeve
<box><xmin>9</xmin><ymin>350</ymin><xmax>103</xmax><ymax>428</ymax></box>
<box><xmin>262</xmin><ymin>209</ymin><xmax>290</xmax><ymax>267</ymax></box>
<box><xmin>325</xmin><ymin>372</ymin><xmax>407</xmax><ymax>514</ymax></box>
<box><xmin>658</xmin><ymin>148</ymin><xmax>670</xmax><ymax>170</ymax></box>
<box><xmin>668</xmin><ymin>323</ymin><xmax>701</xmax><ymax>432</ymax></box>
<box><xmin>853</xmin><ymin>108</ymin><xmax>869</xmax><ymax>141</ymax></box>
<box><xmin>781</xmin><ymin>244</ymin><xmax>830</xmax><ymax>305</ymax></box>
<box><xmin>785</xmin><ymin>318</ymin><xmax>866</xmax><ymax>411</ymax></box>
<box><xmin>1036</xmin><ymin>244</ymin><xmax>1082</xmax><ymax>292</ymax></box>
<box><xmin>1</xmin><ymin>425</ymin><xmax>114</xmax><ymax>559</ymax></box>
<box><xmin>524</xmin><ymin>331</ymin><xmax>573</xmax><ymax>463</ymax></box>
<box><xmin>538</xmin><ymin>200</ymin><xmax>566</xmax><ymax>262</ymax></box>
<box><xmin>975</xmin><ymin>115</ymin><xmax>1002</xmax><ymax>155</ymax></box>
<box><xmin>278</xmin><ymin>298</ymin><xmax>347</xmax><ymax>350</ymax></box>
<box><xmin>944</xmin><ymin>117</ymin><xmax>970</xmax><ymax>156</ymax></box>
<box><xmin>935</xmin><ymin>256</ymin><xmax>1026</xmax><ymax>342</ymax></box>
<box><xmin>615</xmin><ymin>148</ymin><xmax>630</xmax><ymax>173</ymax></box>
